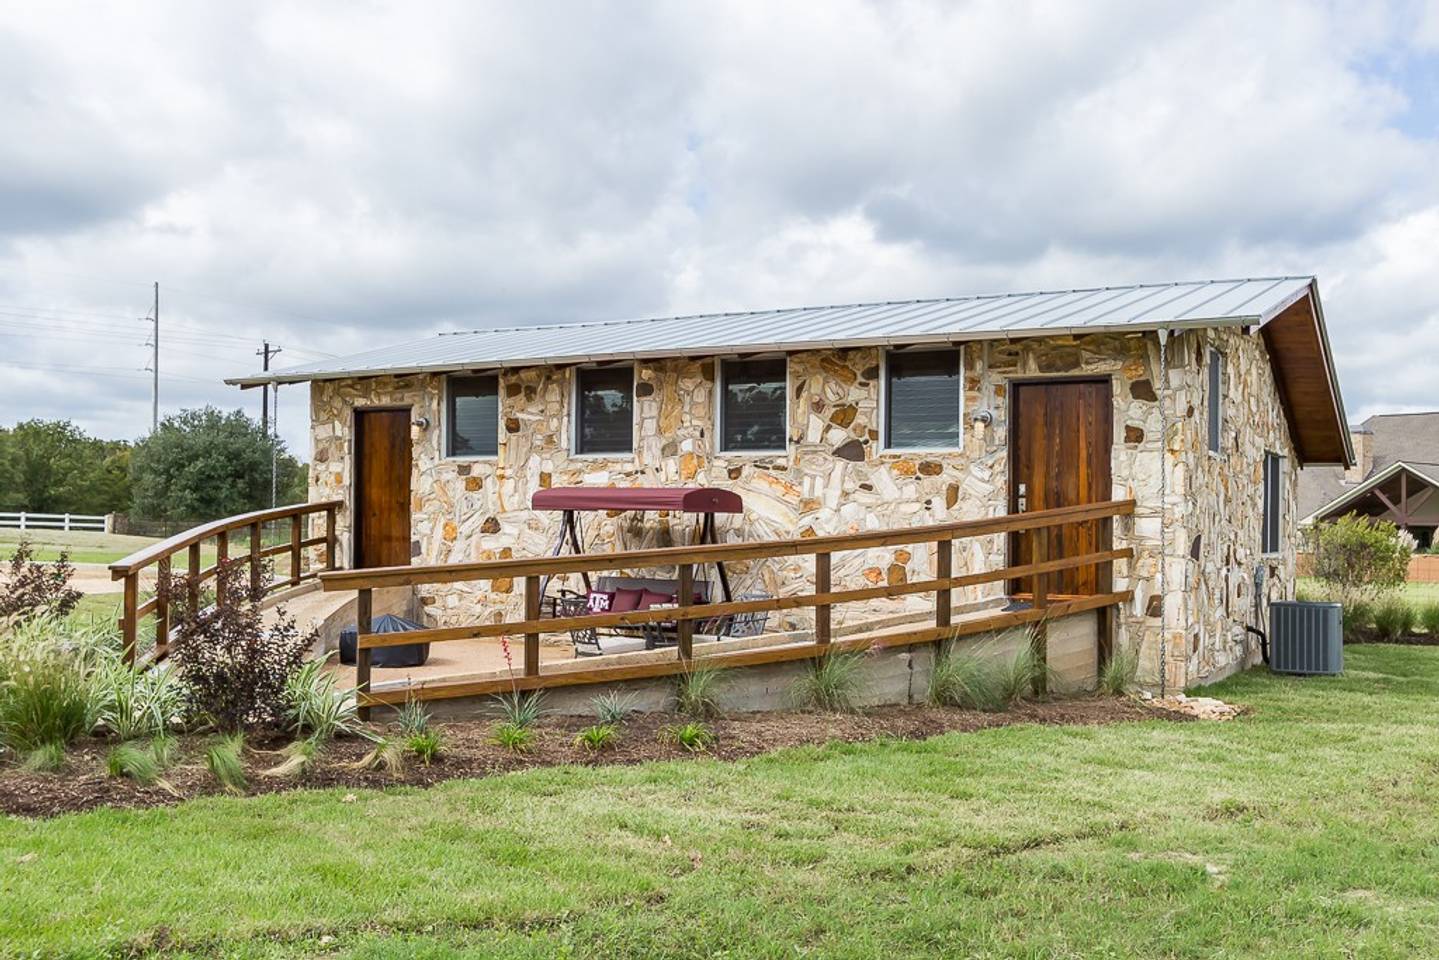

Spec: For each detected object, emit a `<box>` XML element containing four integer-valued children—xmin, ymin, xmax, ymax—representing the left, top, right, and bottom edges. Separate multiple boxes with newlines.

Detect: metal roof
<box><xmin>229</xmin><ymin>276</ymin><xmax>1317</xmax><ymax>386</ymax></box>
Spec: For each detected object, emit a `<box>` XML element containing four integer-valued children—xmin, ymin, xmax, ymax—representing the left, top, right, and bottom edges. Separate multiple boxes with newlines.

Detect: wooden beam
<box><xmin>814</xmin><ymin>552</ymin><xmax>832</xmax><ymax>645</ymax></box>
<box><xmin>935</xmin><ymin>538</ymin><xmax>952</xmax><ymax>630</ymax></box>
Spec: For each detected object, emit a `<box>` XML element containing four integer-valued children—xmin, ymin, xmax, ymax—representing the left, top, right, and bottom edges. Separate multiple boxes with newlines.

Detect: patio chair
<box><xmin>567</xmin><ymin>577</ymin><xmax>715</xmax><ymax>657</ymax></box>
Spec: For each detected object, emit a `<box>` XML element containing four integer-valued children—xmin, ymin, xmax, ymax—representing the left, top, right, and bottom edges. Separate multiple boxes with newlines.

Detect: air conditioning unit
<box><xmin>1269</xmin><ymin>601</ymin><xmax>1343</xmax><ymax>676</ymax></box>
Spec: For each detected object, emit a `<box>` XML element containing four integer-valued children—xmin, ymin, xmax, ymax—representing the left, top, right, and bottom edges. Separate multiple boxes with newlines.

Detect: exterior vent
<box><xmin>1269</xmin><ymin>601</ymin><xmax>1343</xmax><ymax>675</ymax></box>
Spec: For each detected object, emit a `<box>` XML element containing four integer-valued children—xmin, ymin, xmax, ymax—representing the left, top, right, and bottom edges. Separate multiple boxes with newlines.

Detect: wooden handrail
<box><xmin>321</xmin><ymin>499</ymin><xmax>1135</xmax><ymax>591</ymax></box>
<box><xmin>109</xmin><ymin>500</ymin><xmax>343</xmax><ymax>578</ymax></box>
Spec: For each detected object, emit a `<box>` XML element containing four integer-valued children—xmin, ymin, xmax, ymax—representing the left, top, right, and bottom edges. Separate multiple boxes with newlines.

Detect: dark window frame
<box><xmin>1262</xmin><ymin>450</ymin><xmax>1284</xmax><ymax>555</ymax></box>
<box><xmin>444</xmin><ymin>373</ymin><xmax>500</xmax><ymax>459</ymax></box>
<box><xmin>718</xmin><ymin>356</ymin><xmax>788</xmax><ymax>453</ymax></box>
<box><xmin>573</xmin><ymin>364</ymin><xmax>635</xmax><ymax>456</ymax></box>
<box><xmin>1207</xmin><ymin>347</ymin><xmax>1224</xmax><ymax>455</ymax></box>
<box><xmin>882</xmin><ymin>347</ymin><xmax>964</xmax><ymax>451</ymax></box>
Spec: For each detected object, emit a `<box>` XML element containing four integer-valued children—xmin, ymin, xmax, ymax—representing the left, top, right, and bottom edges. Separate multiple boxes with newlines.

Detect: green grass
<box><xmin>5</xmin><ymin>646</ymin><xmax>1439</xmax><ymax>957</ymax></box>
<box><xmin>1299</xmin><ymin>576</ymin><xmax>1439</xmax><ymax>606</ymax></box>
<box><xmin>0</xmin><ymin>528</ymin><xmax>222</xmax><ymax>566</ymax></box>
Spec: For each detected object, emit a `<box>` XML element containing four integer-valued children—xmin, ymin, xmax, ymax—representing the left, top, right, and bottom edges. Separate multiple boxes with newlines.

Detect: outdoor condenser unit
<box><xmin>1268</xmin><ymin>601</ymin><xmax>1343</xmax><ymax>676</ymax></box>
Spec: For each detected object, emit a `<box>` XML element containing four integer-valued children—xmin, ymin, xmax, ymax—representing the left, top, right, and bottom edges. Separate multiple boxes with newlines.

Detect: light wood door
<box><xmin>1009</xmin><ymin>379</ymin><xmax>1112</xmax><ymax>596</ymax></box>
<box><xmin>353</xmin><ymin>409</ymin><xmax>412</xmax><ymax>569</ymax></box>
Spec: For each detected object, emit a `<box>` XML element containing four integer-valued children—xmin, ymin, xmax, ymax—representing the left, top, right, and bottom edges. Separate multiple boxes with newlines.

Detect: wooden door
<box><xmin>353</xmin><ymin>409</ymin><xmax>412</xmax><ymax>568</ymax></box>
<box><xmin>1009</xmin><ymin>379</ymin><xmax>1112</xmax><ymax>597</ymax></box>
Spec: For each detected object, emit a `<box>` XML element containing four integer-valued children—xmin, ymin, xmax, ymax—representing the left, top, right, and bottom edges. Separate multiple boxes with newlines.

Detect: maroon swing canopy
<box><xmin>531</xmin><ymin>486</ymin><xmax>743</xmax><ymax>514</ymax></box>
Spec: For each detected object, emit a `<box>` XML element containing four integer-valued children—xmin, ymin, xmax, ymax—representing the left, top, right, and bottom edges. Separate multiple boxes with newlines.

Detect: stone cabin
<box><xmin>232</xmin><ymin>277</ymin><xmax>1352</xmax><ymax>690</ymax></box>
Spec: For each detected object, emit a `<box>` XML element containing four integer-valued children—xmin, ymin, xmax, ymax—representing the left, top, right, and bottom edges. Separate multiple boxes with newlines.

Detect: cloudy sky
<box><xmin>1</xmin><ymin>0</ymin><xmax>1436</xmax><ymax>456</ymax></box>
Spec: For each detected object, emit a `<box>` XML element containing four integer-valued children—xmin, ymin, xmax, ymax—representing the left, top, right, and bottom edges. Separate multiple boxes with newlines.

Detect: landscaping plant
<box><xmin>355</xmin><ymin>736</ymin><xmax>407</xmax><ymax>775</ymax></box>
<box><xmin>1098</xmin><ymin>644</ymin><xmax>1140</xmax><ymax>696</ymax></box>
<box><xmin>1309</xmin><ymin>516</ymin><xmax>1413</xmax><ymax>609</ymax></box>
<box><xmin>1373</xmin><ymin>596</ymin><xmax>1417</xmax><ymax>642</ymax></box>
<box><xmin>492</xmin><ymin>721</ymin><xmax>533</xmax><ymax>753</ymax></box>
<box><xmin>0</xmin><ymin>540</ymin><xmax>82</xmax><ymax>627</ymax></box>
<box><xmin>663</xmin><ymin>721</ymin><xmax>715</xmax><ymax>752</ymax></box>
<box><xmin>396</xmin><ymin>691</ymin><xmax>433</xmax><ymax>738</ymax></box>
<box><xmin>591</xmin><ymin>690</ymin><xmax>640</xmax><ymax>726</ymax></box>
<box><xmin>930</xmin><ymin>635</ymin><xmax>1046</xmax><ymax>712</ymax></box>
<box><xmin>674</xmin><ymin>664</ymin><xmax>722</xmax><ymax>719</ymax></box>
<box><xmin>1421</xmin><ymin>601</ymin><xmax>1439</xmax><ymax>636</ymax></box>
<box><xmin>161</xmin><ymin>558</ymin><xmax>317</xmax><ymax>731</ymax></box>
<box><xmin>284</xmin><ymin>654</ymin><xmax>359</xmax><ymax>742</ymax></box>
<box><xmin>22</xmin><ymin>741</ymin><xmax>65</xmax><ymax>773</ymax></box>
<box><xmin>204</xmin><ymin>733</ymin><xmax>247</xmax><ymax>793</ymax></box>
<box><xmin>0</xmin><ymin>615</ymin><xmax>106</xmax><ymax>753</ymax></box>
<box><xmin>492</xmin><ymin>689</ymin><xmax>545</xmax><ymax>729</ymax></box>
<box><xmin>407</xmin><ymin>729</ymin><xmax>443</xmax><ymax>765</ymax></box>
<box><xmin>105</xmin><ymin>738</ymin><xmax>176</xmax><ymax>788</ymax></box>
<box><xmin>262</xmin><ymin>737</ymin><xmax>319</xmax><ymax>779</ymax></box>
<box><xmin>793</xmin><ymin>647</ymin><xmax>868</xmax><ymax>712</ymax></box>
<box><xmin>1342</xmin><ymin>598</ymin><xmax>1375</xmax><ymax>642</ymax></box>
<box><xmin>574</xmin><ymin>723</ymin><xmax>619</xmax><ymax>752</ymax></box>
<box><xmin>96</xmin><ymin>659</ymin><xmax>183</xmax><ymax>741</ymax></box>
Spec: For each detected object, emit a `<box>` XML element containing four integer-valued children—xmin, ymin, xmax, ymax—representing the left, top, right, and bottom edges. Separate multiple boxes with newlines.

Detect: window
<box><xmin>574</xmin><ymin>365</ymin><xmax>634</xmax><ymax>454</ymax></box>
<box><xmin>1262</xmin><ymin>451</ymin><xmax>1284</xmax><ymax>554</ymax></box>
<box><xmin>1207</xmin><ymin>348</ymin><xmax>1224</xmax><ymax>454</ymax></box>
<box><xmin>884</xmin><ymin>348</ymin><xmax>962</xmax><ymax>450</ymax></box>
<box><xmin>445</xmin><ymin>374</ymin><xmax>498</xmax><ymax>457</ymax></box>
<box><xmin>720</xmin><ymin>358</ymin><xmax>787</xmax><ymax>452</ymax></box>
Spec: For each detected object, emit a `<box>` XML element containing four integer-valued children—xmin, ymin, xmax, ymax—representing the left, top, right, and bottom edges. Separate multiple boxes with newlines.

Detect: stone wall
<box><xmin>308</xmin><ymin>327</ymin><xmax>1298</xmax><ymax>688</ymax></box>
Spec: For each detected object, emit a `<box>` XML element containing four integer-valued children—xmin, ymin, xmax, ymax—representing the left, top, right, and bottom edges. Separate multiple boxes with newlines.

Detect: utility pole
<box><xmin>257</xmin><ymin>341</ymin><xmax>282</xmax><ymax>508</ymax></box>
<box><xmin>256</xmin><ymin>341</ymin><xmax>281</xmax><ymax>431</ymax></box>
<box><xmin>151</xmin><ymin>281</ymin><xmax>159</xmax><ymax>432</ymax></box>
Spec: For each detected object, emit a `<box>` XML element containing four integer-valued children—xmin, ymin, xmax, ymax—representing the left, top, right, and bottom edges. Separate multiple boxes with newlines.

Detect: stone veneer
<box><xmin>308</xmin><ymin>328</ymin><xmax>1297</xmax><ymax>689</ymax></box>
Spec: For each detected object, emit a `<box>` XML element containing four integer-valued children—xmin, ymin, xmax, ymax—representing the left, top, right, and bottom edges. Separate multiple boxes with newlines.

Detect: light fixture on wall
<box><xmin>971</xmin><ymin>409</ymin><xmax>994</xmax><ymax>426</ymax></box>
<box><xmin>412</xmin><ymin>416</ymin><xmax>431</xmax><ymax>430</ymax></box>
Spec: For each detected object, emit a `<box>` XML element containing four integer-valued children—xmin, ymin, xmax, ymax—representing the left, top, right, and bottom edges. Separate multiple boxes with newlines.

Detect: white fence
<box><xmin>0</xmin><ymin>511</ymin><xmax>110</xmax><ymax>533</ymax></box>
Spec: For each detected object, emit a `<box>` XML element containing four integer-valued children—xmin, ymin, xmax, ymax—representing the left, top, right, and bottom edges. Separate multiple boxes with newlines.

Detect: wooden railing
<box><xmin>109</xmin><ymin>500</ymin><xmax>343</xmax><ymax>665</ymax></box>
<box><xmin>318</xmin><ymin>499</ymin><xmax>1135</xmax><ymax>716</ymax></box>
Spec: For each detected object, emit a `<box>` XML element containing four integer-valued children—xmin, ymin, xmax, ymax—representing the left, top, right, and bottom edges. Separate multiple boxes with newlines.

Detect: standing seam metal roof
<box><xmin>228</xmin><ymin>276</ymin><xmax>1316</xmax><ymax>386</ymax></box>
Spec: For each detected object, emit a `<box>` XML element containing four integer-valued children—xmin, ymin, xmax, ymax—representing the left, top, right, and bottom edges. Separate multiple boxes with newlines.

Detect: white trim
<box><xmin>441</xmin><ymin>372</ymin><xmax>500</xmax><ymax>461</ymax></box>
<box><xmin>879</xmin><ymin>345</ymin><xmax>965</xmax><ymax>454</ymax></box>
<box><xmin>716</xmin><ymin>354</ymin><xmax>790</xmax><ymax>455</ymax></box>
<box><xmin>570</xmin><ymin>362</ymin><xmax>637</xmax><ymax>458</ymax></box>
<box><xmin>1300</xmin><ymin>460</ymin><xmax>1439</xmax><ymax>525</ymax></box>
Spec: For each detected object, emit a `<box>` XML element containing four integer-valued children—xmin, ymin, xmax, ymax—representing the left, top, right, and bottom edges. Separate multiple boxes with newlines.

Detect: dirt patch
<box><xmin>0</xmin><ymin>697</ymin><xmax>1190</xmax><ymax>819</ymax></box>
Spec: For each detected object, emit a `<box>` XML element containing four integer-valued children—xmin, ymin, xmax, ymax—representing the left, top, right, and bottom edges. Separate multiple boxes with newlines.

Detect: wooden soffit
<box><xmin>1259</xmin><ymin>283</ymin><xmax>1353</xmax><ymax>467</ymax></box>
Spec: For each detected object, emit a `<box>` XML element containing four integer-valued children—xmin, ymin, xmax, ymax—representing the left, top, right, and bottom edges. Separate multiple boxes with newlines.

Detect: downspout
<box><xmin>1156</xmin><ymin>328</ymin><xmax>1170</xmax><ymax>698</ymax></box>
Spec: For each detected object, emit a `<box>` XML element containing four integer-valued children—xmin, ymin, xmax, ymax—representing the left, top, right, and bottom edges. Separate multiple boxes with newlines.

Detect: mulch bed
<box><xmin>0</xmin><ymin>697</ymin><xmax>1189</xmax><ymax>819</ymax></box>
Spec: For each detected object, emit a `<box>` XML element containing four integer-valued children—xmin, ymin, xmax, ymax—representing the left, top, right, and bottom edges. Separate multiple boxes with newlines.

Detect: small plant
<box><xmin>22</xmin><ymin>741</ymin><xmax>66</xmax><ymax>773</ymax></box>
<box><xmin>929</xmin><ymin>636</ymin><xmax>1045</xmax><ymax>712</ymax></box>
<box><xmin>106</xmin><ymin>741</ymin><xmax>162</xmax><ymax>785</ymax></box>
<box><xmin>407</xmin><ymin>729</ymin><xmax>443</xmax><ymax>765</ymax></box>
<box><xmin>262</xmin><ymin>737</ymin><xmax>320</xmax><ymax>779</ymax></box>
<box><xmin>205</xmin><ymin>732</ymin><xmax>247</xmax><ymax>793</ymax></box>
<box><xmin>355</xmin><ymin>736</ymin><xmax>407</xmax><ymax>775</ymax></box>
<box><xmin>0</xmin><ymin>540</ymin><xmax>82</xmax><ymax>627</ymax></box>
<box><xmin>96</xmin><ymin>660</ymin><xmax>183</xmax><ymax>741</ymax></box>
<box><xmin>663</xmin><ymin>721</ymin><xmax>715</xmax><ymax>753</ymax></box>
<box><xmin>284</xmin><ymin>655</ymin><xmax>359</xmax><ymax>742</ymax></box>
<box><xmin>0</xmin><ymin>617</ymin><xmax>105</xmax><ymax>753</ymax></box>
<box><xmin>396</xmin><ymin>691</ymin><xmax>433</xmax><ymax>738</ymax></box>
<box><xmin>996</xmin><ymin>645</ymin><xmax>1047</xmax><ymax>703</ymax></box>
<box><xmin>674</xmin><ymin>665</ymin><xmax>722</xmax><ymax>719</ymax></box>
<box><xmin>591</xmin><ymin>690</ymin><xmax>640</xmax><ymax>726</ymax></box>
<box><xmin>492</xmin><ymin>721</ymin><xmax>533</xmax><ymax>753</ymax></box>
<box><xmin>574</xmin><ymin>723</ymin><xmax>619</xmax><ymax>752</ymax></box>
<box><xmin>1099</xmin><ymin>645</ymin><xmax>1140</xmax><ymax>696</ymax></box>
<box><xmin>1342</xmin><ymin>599</ymin><xmax>1375</xmax><ymax>641</ymax></box>
<box><xmin>1373</xmin><ymin>596</ymin><xmax>1417</xmax><ymax>642</ymax></box>
<box><xmin>793</xmin><ymin>647</ymin><xmax>868</xmax><ymax>712</ymax></box>
<box><xmin>1420</xmin><ymin>601</ymin><xmax>1439</xmax><ymax>636</ymax></box>
<box><xmin>492</xmin><ymin>689</ymin><xmax>546</xmax><ymax>729</ymax></box>
<box><xmin>149</xmin><ymin>733</ymin><xmax>180</xmax><ymax>770</ymax></box>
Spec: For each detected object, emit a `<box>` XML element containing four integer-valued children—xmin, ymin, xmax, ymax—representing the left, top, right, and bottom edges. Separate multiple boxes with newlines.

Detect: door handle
<box><xmin>1017</xmin><ymin>482</ymin><xmax>1028</xmax><ymax>512</ymax></box>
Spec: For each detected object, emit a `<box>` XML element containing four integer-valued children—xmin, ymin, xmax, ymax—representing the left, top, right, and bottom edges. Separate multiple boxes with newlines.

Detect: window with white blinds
<box><xmin>720</xmin><ymin>358</ymin><xmax>787</xmax><ymax>452</ymax></box>
<box><xmin>445</xmin><ymin>374</ymin><xmax>499</xmax><ymax>457</ymax></box>
<box><xmin>575</xmin><ymin>366</ymin><xmax>634</xmax><ymax>454</ymax></box>
<box><xmin>884</xmin><ymin>348</ymin><xmax>963</xmax><ymax>450</ymax></box>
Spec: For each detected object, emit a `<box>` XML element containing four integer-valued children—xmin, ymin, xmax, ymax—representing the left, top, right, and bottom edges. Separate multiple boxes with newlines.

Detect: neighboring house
<box><xmin>230</xmin><ymin>276</ymin><xmax>1351</xmax><ymax>689</ymax></box>
<box><xmin>1299</xmin><ymin>412</ymin><xmax>1439</xmax><ymax>549</ymax></box>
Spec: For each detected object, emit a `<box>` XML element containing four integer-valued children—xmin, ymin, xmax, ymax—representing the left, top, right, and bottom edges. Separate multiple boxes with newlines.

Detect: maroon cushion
<box><xmin>610</xmin><ymin>588</ymin><xmax>644</xmax><ymax>613</ymax></box>
<box><xmin>585</xmin><ymin>591</ymin><xmax>615</xmax><ymax>613</ymax></box>
<box><xmin>638</xmin><ymin>589</ymin><xmax>676</xmax><ymax>610</ymax></box>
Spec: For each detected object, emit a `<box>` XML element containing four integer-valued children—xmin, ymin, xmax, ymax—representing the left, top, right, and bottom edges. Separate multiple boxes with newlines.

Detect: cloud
<box><xmin>0</xmin><ymin>0</ymin><xmax>1436</xmax><ymax>456</ymax></box>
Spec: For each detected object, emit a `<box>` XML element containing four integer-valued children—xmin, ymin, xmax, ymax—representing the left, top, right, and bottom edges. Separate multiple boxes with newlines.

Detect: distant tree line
<box><xmin>0</xmin><ymin>407</ymin><xmax>308</xmax><ymax>523</ymax></box>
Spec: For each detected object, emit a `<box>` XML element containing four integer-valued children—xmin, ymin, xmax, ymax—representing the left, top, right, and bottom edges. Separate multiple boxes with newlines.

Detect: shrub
<box><xmin>675</xmin><ymin>665</ymin><xmax>722</xmax><ymax>719</ymax></box>
<box><xmin>663</xmin><ymin>721</ymin><xmax>715</xmax><ymax>753</ymax></box>
<box><xmin>407</xmin><ymin>729</ymin><xmax>443</xmax><ymax>765</ymax></box>
<box><xmin>105</xmin><ymin>740</ymin><xmax>170</xmax><ymax>785</ymax></box>
<box><xmin>491</xmin><ymin>689</ymin><xmax>545</xmax><ymax>729</ymax></box>
<box><xmin>492</xmin><ymin>721</ymin><xmax>533</xmax><ymax>752</ymax></box>
<box><xmin>162</xmin><ymin>558</ymin><xmax>316</xmax><ymax>731</ymax></box>
<box><xmin>1342</xmin><ymin>599</ymin><xmax>1375</xmax><ymax>641</ymax></box>
<box><xmin>22</xmin><ymin>741</ymin><xmax>66</xmax><ymax>773</ymax></box>
<box><xmin>205</xmin><ymin>733</ymin><xmax>247</xmax><ymax>793</ymax></box>
<box><xmin>0</xmin><ymin>617</ymin><xmax>104</xmax><ymax>752</ymax></box>
<box><xmin>1310</xmin><ymin>516</ymin><xmax>1413</xmax><ymax>606</ymax></box>
<box><xmin>574</xmin><ymin>723</ymin><xmax>619</xmax><ymax>752</ymax></box>
<box><xmin>1373</xmin><ymin>597</ymin><xmax>1417</xmax><ymax>642</ymax></box>
<box><xmin>0</xmin><ymin>541</ymin><xmax>82</xmax><ymax>627</ymax></box>
<box><xmin>284</xmin><ymin>655</ymin><xmax>358</xmax><ymax>742</ymax></box>
<box><xmin>591</xmin><ymin>690</ymin><xmax>639</xmax><ymax>726</ymax></box>
<box><xmin>1420</xmin><ymin>602</ymin><xmax>1439</xmax><ymax>636</ymax></box>
<box><xmin>1099</xmin><ymin>645</ymin><xmax>1140</xmax><ymax>696</ymax></box>
<box><xmin>929</xmin><ymin>636</ymin><xmax>1045</xmax><ymax>712</ymax></box>
<box><xmin>793</xmin><ymin>647</ymin><xmax>868</xmax><ymax>712</ymax></box>
<box><xmin>96</xmin><ymin>660</ymin><xmax>183</xmax><ymax>741</ymax></box>
<box><xmin>396</xmin><ymin>692</ymin><xmax>433</xmax><ymax>738</ymax></box>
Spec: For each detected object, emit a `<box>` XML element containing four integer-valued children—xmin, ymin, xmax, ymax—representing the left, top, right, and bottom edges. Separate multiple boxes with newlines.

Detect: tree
<box><xmin>0</xmin><ymin>419</ymin><xmax>132</xmax><ymax>514</ymax></box>
<box><xmin>129</xmin><ymin>407</ymin><xmax>306</xmax><ymax>522</ymax></box>
<box><xmin>1309</xmin><ymin>515</ymin><xmax>1414</xmax><ymax>605</ymax></box>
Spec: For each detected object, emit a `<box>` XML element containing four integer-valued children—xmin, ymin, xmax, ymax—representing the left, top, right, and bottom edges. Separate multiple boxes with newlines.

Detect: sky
<box><xmin>1</xmin><ymin>0</ymin><xmax>1437</xmax><ymax>458</ymax></box>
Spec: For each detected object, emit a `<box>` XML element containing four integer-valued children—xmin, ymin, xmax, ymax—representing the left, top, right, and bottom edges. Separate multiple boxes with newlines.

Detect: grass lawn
<box><xmin>5</xmin><ymin>646</ymin><xmax>1439</xmax><ymax>958</ymax></box>
<box><xmin>1299</xmin><ymin>576</ymin><xmax>1439</xmax><ymax>606</ymax></box>
<box><xmin>0</xmin><ymin>528</ymin><xmax>178</xmax><ymax>566</ymax></box>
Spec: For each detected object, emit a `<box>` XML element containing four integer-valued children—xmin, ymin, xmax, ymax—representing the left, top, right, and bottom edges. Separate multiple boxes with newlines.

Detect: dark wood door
<box><xmin>1009</xmin><ymin>379</ymin><xmax>1112</xmax><ymax>597</ymax></box>
<box><xmin>353</xmin><ymin>409</ymin><xmax>412</xmax><ymax>568</ymax></box>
